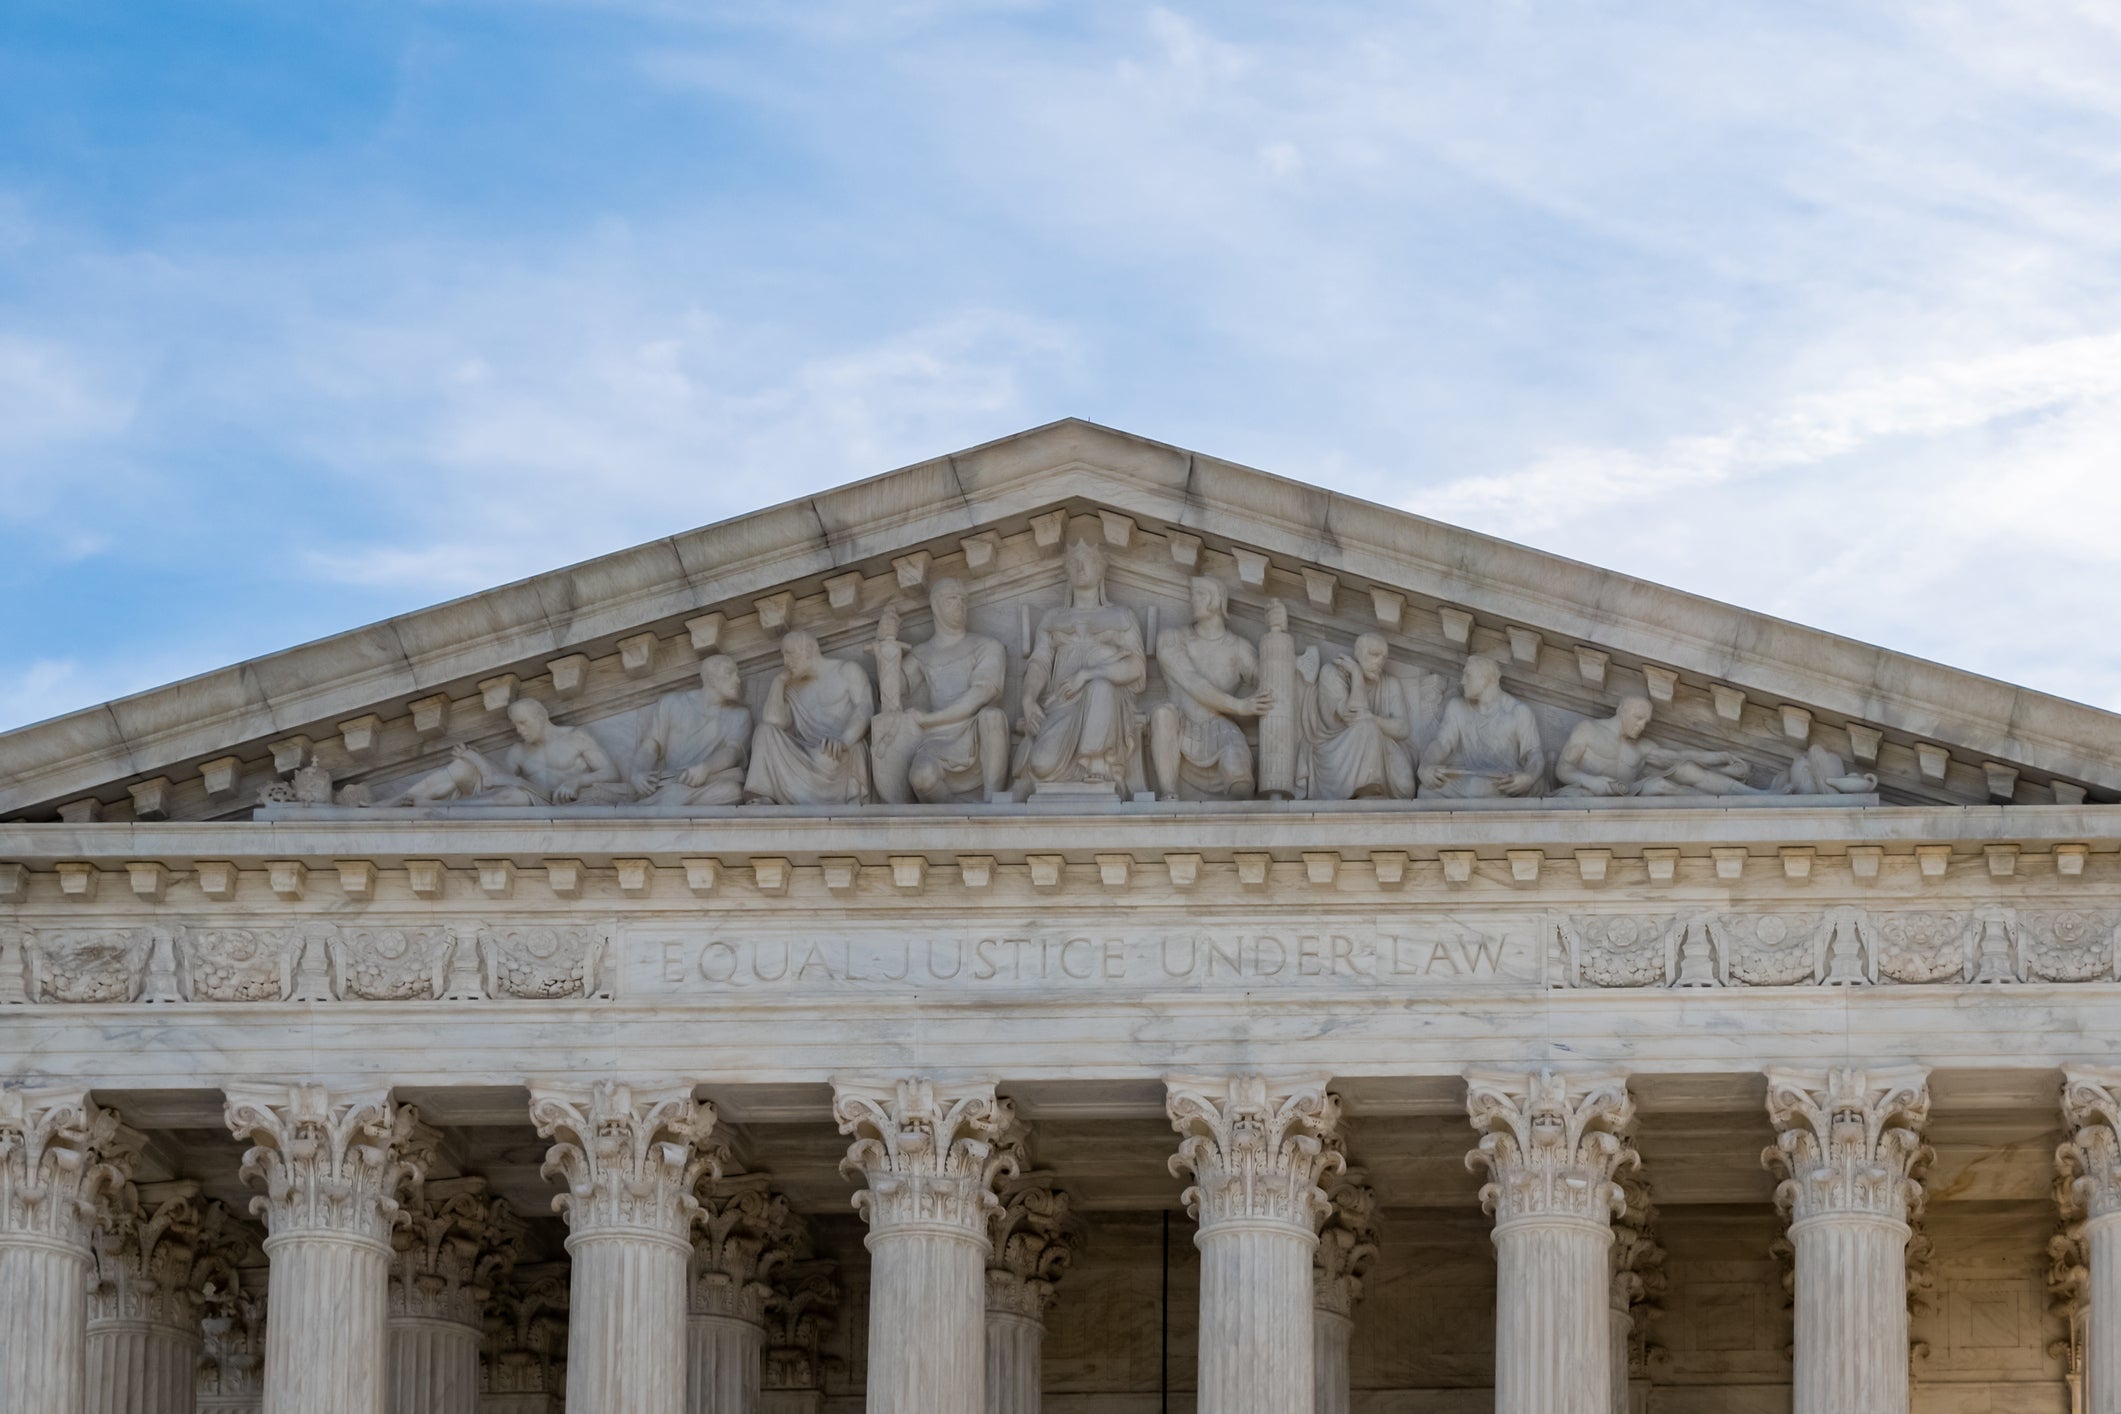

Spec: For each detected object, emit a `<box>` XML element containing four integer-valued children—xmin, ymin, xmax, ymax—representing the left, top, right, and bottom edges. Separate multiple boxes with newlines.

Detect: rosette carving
<box><xmin>0</xmin><ymin>1085</ymin><xmax>136</xmax><ymax>1245</ymax></box>
<box><xmin>2059</xmin><ymin>1069</ymin><xmax>2121</xmax><ymax>1219</ymax></box>
<box><xmin>390</xmin><ymin>1175</ymin><xmax>522</xmax><ymax>1325</ymax></box>
<box><xmin>175</xmin><ymin>926</ymin><xmax>304</xmax><ymax>1002</ymax></box>
<box><xmin>1465</xmin><ymin>1069</ymin><xmax>1636</xmax><ymax>1227</ymax></box>
<box><xmin>479</xmin><ymin>926</ymin><xmax>606</xmax><ymax>1000</ymax></box>
<box><xmin>692</xmin><ymin>1172</ymin><xmax>803</xmax><ymax>1322</ymax></box>
<box><xmin>2024</xmin><ymin>912</ymin><xmax>2117</xmax><ymax>984</ymax></box>
<box><xmin>88</xmin><ymin>1178</ymin><xmax>204</xmax><ymax>1326</ymax></box>
<box><xmin>223</xmin><ymin>1085</ymin><xmax>426</xmax><ymax>1245</ymax></box>
<box><xmin>22</xmin><ymin>928</ymin><xmax>155</xmax><ymax>1003</ymax></box>
<box><xmin>1313</xmin><ymin>1169</ymin><xmax>1379</xmax><ymax>1318</ymax></box>
<box><xmin>1560</xmin><ymin>916</ymin><xmax>1675</xmax><ymax>989</ymax></box>
<box><xmin>1762</xmin><ymin>1067</ymin><xmax>1931</xmax><ymax>1223</ymax></box>
<box><xmin>1870</xmin><ymin>915</ymin><xmax>1968</xmax><ymax>985</ymax></box>
<box><xmin>835</xmin><ymin>1078</ymin><xmax>1014</xmax><ymax>1236</ymax></box>
<box><xmin>1718</xmin><ymin>913</ymin><xmax>1827</xmax><ymax>987</ymax></box>
<box><xmin>1166</xmin><ymin>1075</ymin><xmax>1342</xmax><ymax>1234</ymax></box>
<box><xmin>329</xmin><ymin>927</ymin><xmax>457</xmax><ymax>1002</ymax></box>
<box><xmin>529</xmin><ymin>1080</ymin><xmax>718</xmax><ymax>1242</ymax></box>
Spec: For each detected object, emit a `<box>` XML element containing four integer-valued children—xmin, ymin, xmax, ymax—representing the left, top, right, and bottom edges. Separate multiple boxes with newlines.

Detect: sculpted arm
<box><xmin>632</xmin><ymin>700</ymin><xmax>671</xmax><ymax>781</ymax></box>
<box><xmin>1419</xmin><ymin>703</ymin><xmax>1465</xmax><ymax>784</ymax></box>
<box><xmin>1020</xmin><ymin>623</ymin><xmax>1055</xmax><ymax>733</ymax></box>
<box><xmin>1553</xmin><ymin>723</ymin><xmax>1606</xmax><ymax>792</ymax></box>
<box><xmin>920</xmin><ymin>639</ymin><xmax>1004</xmax><ymax>730</ymax></box>
<box><xmin>1506</xmin><ymin>703</ymin><xmax>1547</xmax><ymax>793</ymax></box>
<box><xmin>761</xmin><ymin>672</ymin><xmax>793</xmax><ymax>731</ymax></box>
<box><xmin>837</xmin><ymin>662</ymin><xmax>874</xmax><ymax>745</ymax></box>
<box><xmin>1377</xmin><ymin>677</ymin><xmax>1412</xmax><ymax>740</ymax></box>
<box><xmin>1318</xmin><ymin>659</ymin><xmax>1355</xmax><ymax>724</ymax></box>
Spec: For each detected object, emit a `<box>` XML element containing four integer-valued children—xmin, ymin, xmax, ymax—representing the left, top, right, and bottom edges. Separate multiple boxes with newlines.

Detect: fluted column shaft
<box><xmin>2088</xmin><ymin>1213</ymin><xmax>2121</xmax><ymax>1414</ymax></box>
<box><xmin>2057</xmin><ymin>1069</ymin><xmax>2121</xmax><ymax>1414</ymax></box>
<box><xmin>986</xmin><ymin>1305</ymin><xmax>1042</xmax><ymax>1414</ymax></box>
<box><xmin>387</xmin><ymin>1316</ymin><xmax>481</xmax><ymax>1413</ymax></box>
<box><xmin>1497</xmin><ymin>1216</ymin><xmax>1613</xmax><ymax>1414</ymax></box>
<box><xmin>1311</xmin><ymin>1306</ymin><xmax>1353</xmax><ymax>1414</ymax></box>
<box><xmin>689</xmin><ymin>1312</ymin><xmax>764</xmax><ymax>1414</ymax></box>
<box><xmin>569</xmin><ymin>1227</ymin><xmax>691</xmax><ymax>1410</ymax></box>
<box><xmin>1788</xmin><ymin>1212</ymin><xmax>1909</xmax><ymax>1414</ymax></box>
<box><xmin>1606</xmin><ymin>1297</ymin><xmax>1631</xmax><ymax>1414</ymax></box>
<box><xmin>87</xmin><ymin>1319</ymin><xmax>200</xmax><ymax>1414</ymax></box>
<box><xmin>267</xmin><ymin>1233</ymin><xmax>391</xmax><ymax>1413</ymax></box>
<box><xmin>0</xmin><ymin>1236</ymin><xmax>95</xmax><ymax>1413</ymax></box>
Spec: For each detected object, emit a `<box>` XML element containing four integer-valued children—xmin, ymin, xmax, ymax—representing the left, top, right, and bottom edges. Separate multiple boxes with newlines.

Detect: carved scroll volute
<box><xmin>692</xmin><ymin>1172</ymin><xmax>804</xmax><ymax>1322</ymax></box>
<box><xmin>1313</xmin><ymin>1168</ymin><xmax>1380</xmax><ymax>1318</ymax></box>
<box><xmin>2059</xmin><ymin>1069</ymin><xmax>2121</xmax><ymax>1220</ymax></box>
<box><xmin>1165</xmin><ymin>1074</ymin><xmax>1343</xmax><ymax>1235</ymax></box>
<box><xmin>1464</xmin><ymin>1069</ymin><xmax>1637</xmax><ymax>1227</ymax></box>
<box><xmin>223</xmin><ymin>1085</ymin><xmax>426</xmax><ymax>1247</ymax></box>
<box><xmin>0</xmin><ymin>1085</ymin><xmax>137</xmax><ymax>1246</ymax></box>
<box><xmin>1761</xmin><ymin>1066</ymin><xmax>1932</xmax><ymax>1223</ymax></box>
<box><xmin>390</xmin><ymin>1174</ymin><xmax>522</xmax><ymax>1325</ymax></box>
<box><xmin>529</xmin><ymin>1080</ymin><xmax>718</xmax><ymax>1244</ymax></box>
<box><xmin>986</xmin><ymin>1167</ymin><xmax>1080</xmax><ymax>1318</ymax></box>
<box><xmin>89</xmin><ymin>1178</ymin><xmax>205</xmax><ymax>1326</ymax></box>
<box><xmin>834</xmin><ymin>1078</ymin><xmax>1014</xmax><ymax>1237</ymax></box>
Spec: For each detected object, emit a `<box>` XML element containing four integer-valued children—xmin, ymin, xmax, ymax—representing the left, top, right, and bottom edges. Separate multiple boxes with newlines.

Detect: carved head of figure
<box><xmin>1063</xmin><ymin>539</ymin><xmax>1107</xmax><ymax>600</ymax></box>
<box><xmin>1461</xmin><ymin>655</ymin><xmax>1504</xmax><ymax>705</ymax></box>
<box><xmin>781</xmin><ymin>630</ymin><xmax>823</xmax><ymax>680</ymax></box>
<box><xmin>506</xmin><ymin>698</ymin><xmax>552</xmax><ymax>745</ymax></box>
<box><xmin>700</xmin><ymin>654</ymin><xmax>742</xmax><ymax>704</ymax></box>
<box><xmin>1353</xmin><ymin>633</ymin><xmax>1389</xmax><ymax>680</ymax></box>
<box><xmin>1617</xmin><ymin>696</ymin><xmax>1654</xmax><ymax>741</ymax></box>
<box><xmin>1187</xmin><ymin>575</ymin><xmax>1227</xmax><ymax>625</ymax></box>
<box><xmin>929</xmin><ymin>577</ymin><xmax>969</xmax><ymax>635</ymax></box>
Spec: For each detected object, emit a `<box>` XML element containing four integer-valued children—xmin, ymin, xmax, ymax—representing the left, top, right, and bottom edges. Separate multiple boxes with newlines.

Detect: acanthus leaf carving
<box><xmin>762</xmin><ymin>1258</ymin><xmax>839</xmax><ymax>1393</ymax></box>
<box><xmin>390</xmin><ymin>1173</ymin><xmax>522</xmax><ymax>1326</ymax></box>
<box><xmin>1165</xmin><ymin>1074</ymin><xmax>1342</xmax><ymax>1234</ymax></box>
<box><xmin>834</xmin><ymin>1077</ymin><xmax>1013</xmax><ymax>1236</ymax></box>
<box><xmin>529</xmin><ymin>1079</ymin><xmax>717</xmax><ymax>1243</ymax></box>
<box><xmin>1465</xmin><ymin>1069</ymin><xmax>1636</xmax><ymax>1227</ymax></box>
<box><xmin>986</xmin><ymin>1139</ymin><xmax>1079</xmax><ymax>1320</ymax></box>
<box><xmin>1762</xmin><ymin>1066</ymin><xmax>1931</xmax><ymax>1224</ymax></box>
<box><xmin>223</xmin><ymin>1085</ymin><xmax>426</xmax><ymax>1246</ymax></box>
<box><xmin>482</xmin><ymin>1260</ymin><xmax>569</xmax><ymax>1396</ymax></box>
<box><xmin>691</xmin><ymin>1171</ymin><xmax>804</xmax><ymax>1323</ymax></box>
<box><xmin>89</xmin><ymin>1178</ymin><xmax>205</xmax><ymax>1328</ymax></box>
<box><xmin>0</xmin><ymin>1084</ymin><xmax>136</xmax><ymax>1246</ymax></box>
<box><xmin>1312</xmin><ymin>1166</ymin><xmax>1379</xmax><ymax>1319</ymax></box>
<box><xmin>2058</xmin><ymin>1069</ymin><xmax>2121</xmax><ymax>1219</ymax></box>
<box><xmin>1611</xmin><ymin>1168</ymin><xmax>1667</xmax><ymax>1377</ymax></box>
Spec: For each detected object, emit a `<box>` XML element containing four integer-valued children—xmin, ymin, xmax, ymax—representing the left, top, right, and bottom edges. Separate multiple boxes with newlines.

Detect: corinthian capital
<box><xmin>529</xmin><ymin>1080</ymin><xmax>718</xmax><ymax>1244</ymax></box>
<box><xmin>224</xmin><ymin>1085</ymin><xmax>425</xmax><ymax>1246</ymax></box>
<box><xmin>1465</xmin><ymin>1069</ymin><xmax>1637</xmax><ymax>1227</ymax></box>
<box><xmin>987</xmin><ymin>1166</ymin><xmax>1078</xmax><ymax>1319</ymax></box>
<box><xmin>693</xmin><ymin>1172</ymin><xmax>804</xmax><ymax>1322</ymax></box>
<box><xmin>2060</xmin><ymin>1067</ymin><xmax>2121</xmax><ymax>1220</ymax></box>
<box><xmin>1762</xmin><ymin>1066</ymin><xmax>1931</xmax><ymax>1223</ymax></box>
<box><xmin>1166</xmin><ymin>1074</ymin><xmax>1343</xmax><ymax>1235</ymax></box>
<box><xmin>834</xmin><ymin>1078</ymin><xmax>1014</xmax><ymax>1237</ymax></box>
<box><xmin>391</xmin><ymin>1175</ymin><xmax>521</xmax><ymax>1325</ymax></box>
<box><xmin>1313</xmin><ymin>1169</ymin><xmax>1379</xmax><ymax>1318</ymax></box>
<box><xmin>0</xmin><ymin>1085</ymin><xmax>137</xmax><ymax>1247</ymax></box>
<box><xmin>89</xmin><ymin>1179</ymin><xmax>204</xmax><ymax>1327</ymax></box>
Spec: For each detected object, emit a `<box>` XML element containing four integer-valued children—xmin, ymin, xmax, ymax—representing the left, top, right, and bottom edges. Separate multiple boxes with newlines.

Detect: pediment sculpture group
<box><xmin>375</xmin><ymin>540</ymin><xmax>1875</xmax><ymax>810</ymax></box>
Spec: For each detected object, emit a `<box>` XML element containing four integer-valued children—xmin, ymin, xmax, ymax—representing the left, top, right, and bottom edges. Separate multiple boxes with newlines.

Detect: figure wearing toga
<box><xmin>387</xmin><ymin>698</ymin><xmax>630</xmax><ymax>806</ymax></box>
<box><xmin>870</xmin><ymin>578</ymin><xmax>1011</xmax><ymax>804</ymax></box>
<box><xmin>1418</xmin><ymin>655</ymin><xmax>1546</xmax><ymax>798</ymax></box>
<box><xmin>1150</xmin><ymin>576</ymin><xmax>1271</xmax><ymax>800</ymax></box>
<box><xmin>1299</xmin><ymin>633</ymin><xmax>1415</xmax><ymax>800</ymax></box>
<box><xmin>1012</xmin><ymin>539</ymin><xmax>1148</xmax><ymax>795</ymax></box>
<box><xmin>744</xmin><ymin>631</ymin><xmax>874</xmax><ymax>805</ymax></box>
<box><xmin>631</xmin><ymin>654</ymin><xmax>753</xmax><ymax>806</ymax></box>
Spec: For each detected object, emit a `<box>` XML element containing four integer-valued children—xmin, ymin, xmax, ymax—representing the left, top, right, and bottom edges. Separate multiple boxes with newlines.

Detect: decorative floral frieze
<box><xmin>330</xmin><ymin>927</ymin><xmax>457</xmax><ymax>1002</ymax></box>
<box><xmin>2058</xmin><ymin>1069</ymin><xmax>2121</xmax><ymax>1219</ymax></box>
<box><xmin>836</xmin><ymin>1078</ymin><xmax>1014</xmax><ymax>1236</ymax></box>
<box><xmin>1870</xmin><ymin>914</ymin><xmax>1974</xmax><ymax>986</ymax></box>
<box><xmin>390</xmin><ymin>1175</ymin><xmax>521</xmax><ymax>1325</ymax></box>
<box><xmin>1312</xmin><ymin>1168</ymin><xmax>1379</xmax><ymax>1319</ymax></box>
<box><xmin>223</xmin><ymin>1085</ymin><xmax>426</xmax><ymax>1245</ymax></box>
<box><xmin>175</xmin><ymin>926</ymin><xmax>305</xmax><ymax>1002</ymax></box>
<box><xmin>483</xmin><ymin>1261</ymin><xmax>569</xmax><ymax>1396</ymax></box>
<box><xmin>1558</xmin><ymin>915</ymin><xmax>1679</xmax><ymax>989</ymax></box>
<box><xmin>1465</xmin><ymin>1069</ymin><xmax>1636</xmax><ymax>1227</ymax></box>
<box><xmin>480</xmin><ymin>926</ymin><xmax>607</xmax><ymax>1001</ymax></box>
<box><xmin>692</xmin><ymin>1172</ymin><xmax>802</xmax><ymax>1323</ymax></box>
<box><xmin>89</xmin><ymin>1178</ymin><xmax>205</xmax><ymax>1327</ymax></box>
<box><xmin>530</xmin><ymin>1080</ymin><xmax>717</xmax><ymax>1241</ymax></box>
<box><xmin>19</xmin><ymin>928</ymin><xmax>156</xmax><ymax>1003</ymax></box>
<box><xmin>1166</xmin><ymin>1075</ymin><xmax>1342</xmax><ymax>1234</ymax></box>
<box><xmin>987</xmin><ymin>1165</ymin><xmax>1079</xmax><ymax>1319</ymax></box>
<box><xmin>0</xmin><ymin>1084</ymin><xmax>136</xmax><ymax>1245</ymax></box>
<box><xmin>1762</xmin><ymin>1067</ymin><xmax>1931</xmax><ymax>1223</ymax></box>
<box><xmin>762</xmin><ymin>1259</ymin><xmax>839</xmax><ymax>1393</ymax></box>
<box><xmin>2025</xmin><ymin>912</ymin><xmax>2117</xmax><ymax>983</ymax></box>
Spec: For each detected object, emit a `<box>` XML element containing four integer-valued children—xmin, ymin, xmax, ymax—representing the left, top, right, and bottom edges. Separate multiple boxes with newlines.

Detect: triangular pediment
<box><xmin>4</xmin><ymin>418</ymin><xmax>2114</xmax><ymax>821</ymax></box>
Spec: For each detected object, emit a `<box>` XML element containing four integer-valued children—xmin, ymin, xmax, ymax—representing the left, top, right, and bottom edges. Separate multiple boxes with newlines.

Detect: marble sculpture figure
<box><xmin>1298</xmin><ymin>633</ymin><xmax>1415</xmax><ymax>801</ymax></box>
<box><xmin>744</xmin><ymin>630</ymin><xmax>874</xmax><ymax>806</ymax></box>
<box><xmin>1418</xmin><ymin>655</ymin><xmax>1546</xmax><ymax>798</ymax></box>
<box><xmin>1012</xmin><ymin>539</ymin><xmax>1148</xmax><ymax>795</ymax></box>
<box><xmin>1150</xmin><ymin>576</ymin><xmax>1272</xmax><ymax>801</ymax></box>
<box><xmin>1552</xmin><ymin>696</ymin><xmax>1767</xmax><ymax>797</ymax></box>
<box><xmin>631</xmin><ymin>654</ymin><xmax>753</xmax><ymax>806</ymax></box>
<box><xmin>387</xmin><ymin>698</ymin><xmax>628</xmax><ymax>806</ymax></box>
<box><xmin>869</xmin><ymin>578</ymin><xmax>1010</xmax><ymax>805</ymax></box>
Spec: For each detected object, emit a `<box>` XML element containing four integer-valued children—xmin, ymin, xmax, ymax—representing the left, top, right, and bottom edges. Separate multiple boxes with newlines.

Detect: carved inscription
<box><xmin>629</xmin><ymin>921</ymin><xmax>1534</xmax><ymax>994</ymax></box>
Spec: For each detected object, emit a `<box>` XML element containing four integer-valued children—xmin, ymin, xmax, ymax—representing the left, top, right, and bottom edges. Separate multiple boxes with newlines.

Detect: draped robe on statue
<box><xmin>1012</xmin><ymin>604</ymin><xmax>1148</xmax><ymax>794</ymax></box>
<box><xmin>745</xmin><ymin>663</ymin><xmax>873</xmax><ymax>805</ymax></box>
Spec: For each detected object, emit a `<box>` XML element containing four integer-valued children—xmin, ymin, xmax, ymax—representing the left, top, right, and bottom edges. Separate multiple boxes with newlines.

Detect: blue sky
<box><xmin>6</xmin><ymin>1</ymin><xmax>2121</xmax><ymax>728</ymax></box>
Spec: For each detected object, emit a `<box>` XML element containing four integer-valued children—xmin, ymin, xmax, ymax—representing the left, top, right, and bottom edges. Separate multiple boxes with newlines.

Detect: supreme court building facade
<box><xmin>5</xmin><ymin>419</ymin><xmax>2121</xmax><ymax>1414</ymax></box>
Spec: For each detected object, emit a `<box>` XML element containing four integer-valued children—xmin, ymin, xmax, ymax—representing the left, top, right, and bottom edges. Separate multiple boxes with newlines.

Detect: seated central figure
<box><xmin>744</xmin><ymin>630</ymin><xmax>874</xmax><ymax>805</ymax></box>
<box><xmin>1150</xmin><ymin>576</ymin><xmax>1270</xmax><ymax>801</ymax></box>
<box><xmin>1012</xmin><ymin>539</ymin><xmax>1148</xmax><ymax>795</ymax></box>
<box><xmin>871</xmin><ymin>577</ymin><xmax>1010</xmax><ymax>804</ymax></box>
<box><xmin>631</xmin><ymin>654</ymin><xmax>753</xmax><ymax>806</ymax></box>
<box><xmin>1418</xmin><ymin>656</ymin><xmax>1546</xmax><ymax>798</ymax></box>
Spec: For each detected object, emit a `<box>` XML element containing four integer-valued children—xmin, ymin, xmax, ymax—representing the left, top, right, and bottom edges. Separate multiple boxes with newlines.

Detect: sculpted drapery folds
<box><xmin>1298</xmin><ymin>634</ymin><xmax>1415</xmax><ymax>802</ymax></box>
<box><xmin>1014</xmin><ymin>538</ymin><xmax>1149</xmax><ymax>795</ymax></box>
<box><xmin>0</xmin><ymin>1086</ymin><xmax>136</xmax><ymax>1245</ymax></box>
<box><xmin>633</xmin><ymin>654</ymin><xmax>753</xmax><ymax>806</ymax></box>
<box><xmin>1166</xmin><ymin>1076</ymin><xmax>1344</xmax><ymax>1234</ymax></box>
<box><xmin>1464</xmin><ymin>1069</ymin><xmax>1638</xmax><ymax>1227</ymax></box>
<box><xmin>870</xmin><ymin>578</ymin><xmax>1012</xmax><ymax>804</ymax></box>
<box><xmin>834</xmin><ymin>1078</ymin><xmax>1016</xmax><ymax>1235</ymax></box>
<box><xmin>388</xmin><ymin>698</ymin><xmax>630</xmax><ymax>807</ymax></box>
<box><xmin>1419</xmin><ymin>655</ymin><xmax>1546</xmax><ymax>799</ymax></box>
<box><xmin>1762</xmin><ymin>1067</ymin><xmax>1933</xmax><ymax>1223</ymax></box>
<box><xmin>691</xmin><ymin>1172</ymin><xmax>803</xmax><ymax>1322</ymax></box>
<box><xmin>528</xmin><ymin>1080</ymin><xmax>720</xmax><ymax>1243</ymax></box>
<box><xmin>1150</xmin><ymin>575</ymin><xmax>1270</xmax><ymax>801</ymax></box>
<box><xmin>223</xmin><ymin>1086</ymin><xmax>427</xmax><ymax>1245</ymax></box>
<box><xmin>745</xmin><ymin>629</ymin><xmax>875</xmax><ymax>806</ymax></box>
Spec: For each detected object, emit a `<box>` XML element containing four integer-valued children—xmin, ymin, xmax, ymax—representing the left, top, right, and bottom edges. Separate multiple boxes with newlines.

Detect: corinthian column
<box><xmin>1608</xmin><ymin>1170</ymin><xmax>1663</xmax><ymax>1414</ymax></box>
<box><xmin>1166</xmin><ymin>1075</ymin><xmax>1343</xmax><ymax>1414</ymax></box>
<box><xmin>2059</xmin><ymin>1067</ymin><xmax>2121</xmax><ymax>1414</ymax></box>
<box><xmin>530</xmin><ymin>1080</ymin><xmax>717</xmax><ymax>1414</ymax></box>
<box><xmin>835</xmin><ymin>1078</ymin><xmax>1013</xmax><ymax>1414</ymax></box>
<box><xmin>1762</xmin><ymin>1066</ymin><xmax>1932</xmax><ymax>1414</ymax></box>
<box><xmin>194</xmin><ymin>1200</ymin><xmax>268</xmax><ymax>1414</ymax></box>
<box><xmin>689</xmin><ymin>1173</ymin><xmax>800</xmax><ymax>1414</ymax></box>
<box><xmin>0</xmin><ymin>1086</ymin><xmax>136</xmax><ymax>1413</ymax></box>
<box><xmin>985</xmin><ymin>1156</ymin><xmax>1077</xmax><ymax>1414</ymax></box>
<box><xmin>87</xmin><ymin>1179</ymin><xmax>205</xmax><ymax>1414</ymax></box>
<box><xmin>389</xmin><ymin>1176</ymin><xmax>520</xmax><ymax>1414</ymax></box>
<box><xmin>225</xmin><ymin>1085</ymin><xmax>426</xmax><ymax>1414</ymax></box>
<box><xmin>1312</xmin><ymin>1171</ymin><xmax>1378</xmax><ymax>1414</ymax></box>
<box><xmin>480</xmin><ymin>1261</ymin><xmax>567</xmax><ymax>1414</ymax></box>
<box><xmin>1465</xmin><ymin>1069</ymin><xmax>1637</xmax><ymax>1414</ymax></box>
